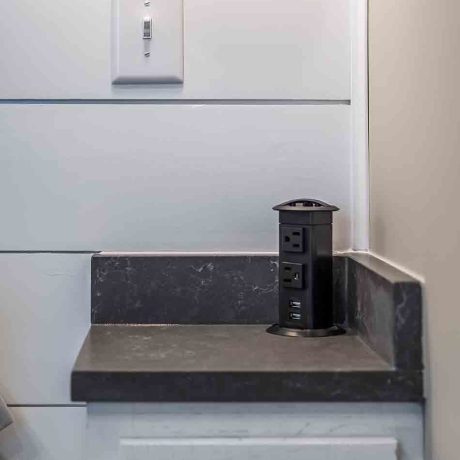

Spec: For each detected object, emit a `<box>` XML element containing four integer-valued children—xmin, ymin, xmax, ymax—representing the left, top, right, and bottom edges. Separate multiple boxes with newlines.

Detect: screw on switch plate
<box><xmin>112</xmin><ymin>0</ymin><xmax>184</xmax><ymax>84</ymax></box>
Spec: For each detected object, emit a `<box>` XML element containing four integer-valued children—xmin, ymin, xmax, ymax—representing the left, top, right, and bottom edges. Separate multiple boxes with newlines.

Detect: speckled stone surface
<box><xmin>346</xmin><ymin>253</ymin><xmax>422</xmax><ymax>370</ymax></box>
<box><xmin>332</xmin><ymin>255</ymin><xmax>350</xmax><ymax>328</ymax></box>
<box><xmin>92</xmin><ymin>255</ymin><xmax>279</xmax><ymax>324</ymax></box>
<box><xmin>72</xmin><ymin>325</ymin><xmax>422</xmax><ymax>402</ymax></box>
<box><xmin>74</xmin><ymin>325</ymin><xmax>389</xmax><ymax>372</ymax></box>
<box><xmin>72</xmin><ymin>253</ymin><xmax>423</xmax><ymax>402</ymax></box>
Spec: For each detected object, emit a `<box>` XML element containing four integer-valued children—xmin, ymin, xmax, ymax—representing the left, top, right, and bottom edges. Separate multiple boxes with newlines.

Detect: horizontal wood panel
<box><xmin>0</xmin><ymin>254</ymin><xmax>90</xmax><ymax>404</ymax></box>
<box><xmin>0</xmin><ymin>104</ymin><xmax>351</xmax><ymax>251</ymax></box>
<box><xmin>0</xmin><ymin>0</ymin><xmax>350</xmax><ymax>100</ymax></box>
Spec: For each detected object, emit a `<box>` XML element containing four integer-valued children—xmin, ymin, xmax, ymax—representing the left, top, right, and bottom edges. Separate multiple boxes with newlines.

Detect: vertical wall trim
<box><xmin>350</xmin><ymin>0</ymin><xmax>369</xmax><ymax>250</ymax></box>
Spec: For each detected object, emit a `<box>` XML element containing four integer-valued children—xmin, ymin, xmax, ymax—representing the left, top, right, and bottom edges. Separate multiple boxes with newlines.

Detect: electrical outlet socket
<box><xmin>281</xmin><ymin>226</ymin><xmax>304</xmax><ymax>252</ymax></box>
<box><xmin>281</xmin><ymin>262</ymin><xmax>304</xmax><ymax>289</ymax></box>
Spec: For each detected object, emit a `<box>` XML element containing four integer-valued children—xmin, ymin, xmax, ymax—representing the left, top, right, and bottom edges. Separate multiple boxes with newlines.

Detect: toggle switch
<box><xmin>143</xmin><ymin>16</ymin><xmax>152</xmax><ymax>39</ymax></box>
<box><xmin>112</xmin><ymin>0</ymin><xmax>183</xmax><ymax>84</ymax></box>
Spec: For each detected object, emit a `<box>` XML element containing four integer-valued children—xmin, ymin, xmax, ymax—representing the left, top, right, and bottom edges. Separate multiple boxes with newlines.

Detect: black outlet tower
<box><xmin>267</xmin><ymin>199</ymin><xmax>344</xmax><ymax>337</ymax></box>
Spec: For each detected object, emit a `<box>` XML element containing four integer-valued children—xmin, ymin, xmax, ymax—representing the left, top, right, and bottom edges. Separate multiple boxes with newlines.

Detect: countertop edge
<box><xmin>71</xmin><ymin>369</ymin><xmax>423</xmax><ymax>403</ymax></box>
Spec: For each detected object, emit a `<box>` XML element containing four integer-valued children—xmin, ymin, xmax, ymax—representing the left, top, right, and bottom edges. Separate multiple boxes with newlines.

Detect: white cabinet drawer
<box><xmin>120</xmin><ymin>437</ymin><xmax>397</xmax><ymax>460</ymax></box>
<box><xmin>87</xmin><ymin>403</ymin><xmax>423</xmax><ymax>460</ymax></box>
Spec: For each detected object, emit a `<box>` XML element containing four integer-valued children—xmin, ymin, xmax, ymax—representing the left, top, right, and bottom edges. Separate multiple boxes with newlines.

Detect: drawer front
<box><xmin>87</xmin><ymin>403</ymin><xmax>423</xmax><ymax>460</ymax></box>
<box><xmin>120</xmin><ymin>437</ymin><xmax>397</xmax><ymax>460</ymax></box>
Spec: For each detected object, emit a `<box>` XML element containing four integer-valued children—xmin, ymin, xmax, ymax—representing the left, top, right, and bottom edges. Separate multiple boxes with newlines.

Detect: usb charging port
<box><xmin>289</xmin><ymin>312</ymin><xmax>301</xmax><ymax>320</ymax></box>
<box><xmin>289</xmin><ymin>300</ymin><xmax>301</xmax><ymax>309</ymax></box>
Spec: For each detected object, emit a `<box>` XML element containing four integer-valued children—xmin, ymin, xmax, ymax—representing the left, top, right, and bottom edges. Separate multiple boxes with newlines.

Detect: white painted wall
<box><xmin>0</xmin><ymin>104</ymin><xmax>351</xmax><ymax>251</ymax></box>
<box><xmin>368</xmin><ymin>1</ymin><xmax>460</xmax><ymax>458</ymax></box>
<box><xmin>0</xmin><ymin>0</ymin><xmax>381</xmax><ymax>458</ymax></box>
<box><xmin>0</xmin><ymin>0</ymin><xmax>354</xmax><ymax>252</ymax></box>
<box><xmin>0</xmin><ymin>407</ymin><xmax>86</xmax><ymax>460</ymax></box>
<box><xmin>0</xmin><ymin>0</ymin><xmax>350</xmax><ymax>100</ymax></box>
<box><xmin>0</xmin><ymin>255</ymin><xmax>88</xmax><ymax>459</ymax></box>
<box><xmin>0</xmin><ymin>0</ymin><xmax>357</xmax><ymax>254</ymax></box>
<box><xmin>0</xmin><ymin>254</ymin><xmax>90</xmax><ymax>404</ymax></box>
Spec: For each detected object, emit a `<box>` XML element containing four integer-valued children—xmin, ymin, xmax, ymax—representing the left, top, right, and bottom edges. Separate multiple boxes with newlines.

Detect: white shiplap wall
<box><xmin>0</xmin><ymin>0</ymin><xmax>365</xmax><ymax>458</ymax></box>
<box><xmin>0</xmin><ymin>254</ymin><xmax>90</xmax><ymax>404</ymax></box>
<box><xmin>0</xmin><ymin>104</ymin><xmax>351</xmax><ymax>251</ymax></box>
<box><xmin>0</xmin><ymin>0</ymin><xmax>350</xmax><ymax>100</ymax></box>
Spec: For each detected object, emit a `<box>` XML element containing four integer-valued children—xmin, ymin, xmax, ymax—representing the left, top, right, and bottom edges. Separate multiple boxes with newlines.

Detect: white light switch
<box><xmin>112</xmin><ymin>0</ymin><xmax>183</xmax><ymax>84</ymax></box>
<box><xmin>143</xmin><ymin>16</ymin><xmax>152</xmax><ymax>40</ymax></box>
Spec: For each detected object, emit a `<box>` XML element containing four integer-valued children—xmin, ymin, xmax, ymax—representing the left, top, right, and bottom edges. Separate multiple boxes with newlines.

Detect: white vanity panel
<box><xmin>87</xmin><ymin>403</ymin><xmax>424</xmax><ymax>460</ymax></box>
<box><xmin>0</xmin><ymin>104</ymin><xmax>351</xmax><ymax>252</ymax></box>
<box><xmin>120</xmin><ymin>437</ymin><xmax>397</xmax><ymax>460</ymax></box>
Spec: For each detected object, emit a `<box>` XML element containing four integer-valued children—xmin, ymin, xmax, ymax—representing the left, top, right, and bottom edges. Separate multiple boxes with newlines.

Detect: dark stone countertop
<box><xmin>72</xmin><ymin>324</ymin><xmax>422</xmax><ymax>403</ymax></box>
<box><xmin>74</xmin><ymin>325</ymin><xmax>389</xmax><ymax>373</ymax></box>
<box><xmin>71</xmin><ymin>253</ymin><xmax>423</xmax><ymax>403</ymax></box>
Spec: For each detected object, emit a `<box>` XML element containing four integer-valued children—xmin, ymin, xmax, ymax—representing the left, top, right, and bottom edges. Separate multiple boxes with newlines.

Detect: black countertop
<box><xmin>73</xmin><ymin>325</ymin><xmax>388</xmax><ymax>373</ymax></box>
<box><xmin>72</xmin><ymin>324</ymin><xmax>421</xmax><ymax>402</ymax></box>
<box><xmin>71</xmin><ymin>253</ymin><xmax>423</xmax><ymax>403</ymax></box>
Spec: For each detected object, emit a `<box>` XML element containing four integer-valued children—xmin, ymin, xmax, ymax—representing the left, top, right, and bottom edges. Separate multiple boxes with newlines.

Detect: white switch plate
<box><xmin>112</xmin><ymin>0</ymin><xmax>183</xmax><ymax>84</ymax></box>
